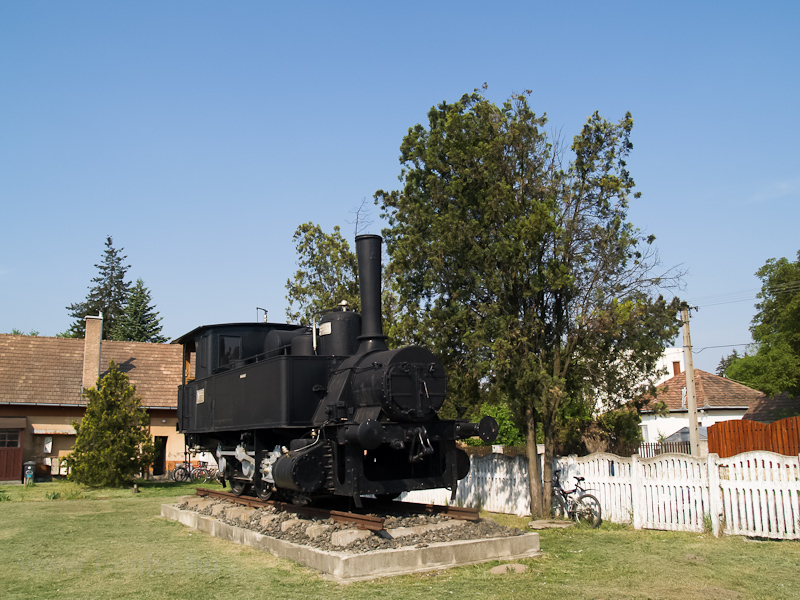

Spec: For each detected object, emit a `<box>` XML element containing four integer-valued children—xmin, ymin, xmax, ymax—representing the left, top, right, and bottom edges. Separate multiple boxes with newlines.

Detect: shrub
<box><xmin>64</xmin><ymin>361</ymin><xmax>154</xmax><ymax>487</ymax></box>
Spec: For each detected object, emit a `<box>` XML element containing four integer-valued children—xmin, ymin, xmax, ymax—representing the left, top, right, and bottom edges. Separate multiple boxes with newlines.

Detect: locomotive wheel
<box><xmin>254</xmin><ymin>479</ymin><xmax>273</xmax><ymax>501</ymax></box>
<box><xmin>229</xmin><ymin>479</ymin><xmax>249</xmax><ymax>496</ymax></box>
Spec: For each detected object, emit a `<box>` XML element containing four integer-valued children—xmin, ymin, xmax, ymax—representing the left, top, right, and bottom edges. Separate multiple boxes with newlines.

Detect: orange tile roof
<box><xmin>743</xmin><ymin>392</ymin><xmax>800</xmax><ymax>423</ymax></box>
<box><xmin>0</xmin><ymin>334</ymin><xmax>182</xmax><ymax>408</ymax></box>
<box><xmin>645</xmin><ymin>369</ymin><xmax>765</xmax><ymax>411</ymax></box>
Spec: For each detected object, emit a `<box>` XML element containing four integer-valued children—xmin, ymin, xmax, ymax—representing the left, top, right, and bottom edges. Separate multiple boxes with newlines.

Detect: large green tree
<box><xmin>376</xmin><ymin>90</ymin><xmax>681</xmax><ymax>516</ymax></box>
<box><xmin>285</xmin><ymin>223</ymin><xmax>360</xmax><ymax>325</ymax></box>
<box><xmin>65</xmin><ymin>361</ymin><xmax>154</xmax><ymax>487</ymax></box>
<box><xmin>110</xmin><ymin>278</ymin><xmax>168</xmax><ymax>343</ymax></box>
<box><xmin>724</xmin><ymin>251</ymin><xmax>800</xmax><ymax>395</ymax></box>
<box><xmin>66</xmin><ymin>236</ymin><xmax>131</xmax><ymax>338</ymax></box>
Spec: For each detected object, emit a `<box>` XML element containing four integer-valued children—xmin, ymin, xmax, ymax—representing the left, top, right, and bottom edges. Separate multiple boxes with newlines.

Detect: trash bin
<box><xmin>23</xmin><ymin>461</ymin><xmax>35</xmax><ymax>485</ymax></box>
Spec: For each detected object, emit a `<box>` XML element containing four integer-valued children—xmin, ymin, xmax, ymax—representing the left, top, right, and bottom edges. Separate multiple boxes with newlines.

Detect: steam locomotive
<box><xmin>176</xmin><ymin>235</ymin><xmax>497</xmax><ymax>505</ymax></box>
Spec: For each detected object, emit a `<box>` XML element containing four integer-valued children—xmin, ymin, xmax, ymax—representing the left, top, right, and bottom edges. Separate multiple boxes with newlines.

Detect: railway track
<box><xmin>390</xmin><ymin>500</ymin><xmax>481</xmax><ymax>522</ymax></box>
<box><xmin>193</xmin><ymin>488</ymin><xmax>479</xmax><ymax>531</ymax></box>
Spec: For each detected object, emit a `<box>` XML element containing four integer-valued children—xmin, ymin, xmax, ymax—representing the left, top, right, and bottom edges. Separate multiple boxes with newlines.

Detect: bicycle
<box><xmin>551</xmin><ymin>469</ymin><xmax>602</xmax><ymax>528</ymax></box>
<box><xmin>190</xmin><ymin>461</ymin><xmax>214</xmax><ymax>483</ymax></box>
<box><xmin>171</xmin><ymin>461</ymin><xmax>213</xmax><ymax>483</ymax></box>
<box><xmin>170</xmin><ymin>461</ymin><xmax>192</xmax><ymax>482</ymax></box>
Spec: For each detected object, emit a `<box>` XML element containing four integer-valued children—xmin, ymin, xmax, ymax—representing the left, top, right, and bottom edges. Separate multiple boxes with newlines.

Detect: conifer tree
<box><xmin>65</xmin><ymin>361</ymin><xmax>154</xmax><ymax>486</ymax></box>
<box><xmin>111</xmin><ymin>278</ymin><xmax>168</xmax><ymax>343</ymax></box>
<box><xmin>66</xmin><ymin>236</ymin><xmax>131</xmax><ymax>338</ymax></box>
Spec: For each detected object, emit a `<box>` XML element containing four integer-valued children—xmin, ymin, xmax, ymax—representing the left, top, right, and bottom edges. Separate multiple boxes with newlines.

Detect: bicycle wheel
<box><xmin>574</xmin><ymin>493</ymin><xmax>602</xmax><ymax>528</ymax></box>
<box><xmin>191</xmin><ymin>468</ymin><xmax>210</xmax><ymax>483</ymax></box>
<box><xmin>172</xmin><ymin>466</ymin><xmax>190</xmax><ymax>482</ymax></box>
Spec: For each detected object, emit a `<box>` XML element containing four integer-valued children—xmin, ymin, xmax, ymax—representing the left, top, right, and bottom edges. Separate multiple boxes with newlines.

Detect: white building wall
<box><xmin>639</xmin><ymin>409</ymin><xmax>746</xmax><ymax>443</ymax></box>
<box><xmin>654</xmin><ymin>347</ymin><xmax>685</xmax><ymax>386</ymax></box>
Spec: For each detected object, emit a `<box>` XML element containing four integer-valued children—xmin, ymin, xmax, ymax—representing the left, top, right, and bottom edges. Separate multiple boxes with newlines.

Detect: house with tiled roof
<box><xmin>640</xmin><ymin>369</ymin><xmax>766</xmax><ymax>446</ymax></box>
<box><xmin>0</xmin><ymin>316</ymin><xmax>185</xmax><ymax>482</ymax></box>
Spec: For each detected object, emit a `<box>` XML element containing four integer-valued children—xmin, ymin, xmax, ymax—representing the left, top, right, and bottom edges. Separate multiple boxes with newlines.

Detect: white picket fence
<box><xmin>401</xmin><ymin>450</ymin><xmax>800</xmax><ymax>539</ymax></box>
<box><xmin>400</xmin><ymin>452</ymin><xmax>542</xmax><ymax>517</ymax></box>
<box><xmin>715</xmin><ymin>452</ymin><xmax>800</xmax><ymax>538</ymax></box>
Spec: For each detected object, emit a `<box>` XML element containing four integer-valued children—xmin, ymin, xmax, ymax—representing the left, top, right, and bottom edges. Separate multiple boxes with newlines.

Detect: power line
<box><xmin>690</xmin><ymin>288</ymin><xmax>759</xmax><ymax>305</ymax></box>
<box><xmin>689</xmin><ymin>280</ymin><xmax>800</xmax><ymax>308</ymax></box>
<box><xmin>694</xmin><ymin>343</ymin><xmax>751</xmax><ymax>354</ymax></box>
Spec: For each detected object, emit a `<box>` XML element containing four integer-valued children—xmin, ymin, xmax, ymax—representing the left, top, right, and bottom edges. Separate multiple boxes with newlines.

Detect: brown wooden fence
<box><xmin>708</xmin><ymin>417</ymin><xmax>800</xmax><ymax>458</ymax></box>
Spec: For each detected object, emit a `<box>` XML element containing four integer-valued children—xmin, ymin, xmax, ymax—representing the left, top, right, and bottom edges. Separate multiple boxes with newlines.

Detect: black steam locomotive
<box><xmin>176</xmin><ymin>235</ymin><xmax>497</xmax><ymax>505</ymax></box>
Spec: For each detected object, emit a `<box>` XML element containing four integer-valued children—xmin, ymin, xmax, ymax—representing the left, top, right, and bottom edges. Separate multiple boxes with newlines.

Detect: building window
<box><xmin>0</xmin><ymin>429</ymin><xmax>20</xmax><ymax>448</ymax></box>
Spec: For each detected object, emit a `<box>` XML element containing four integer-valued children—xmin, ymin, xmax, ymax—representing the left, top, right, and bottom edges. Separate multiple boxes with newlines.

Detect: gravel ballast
<box><xmin>176</xmin><ymin>497</ymin><xmax>525</xmax><ymax>555</ymax></box>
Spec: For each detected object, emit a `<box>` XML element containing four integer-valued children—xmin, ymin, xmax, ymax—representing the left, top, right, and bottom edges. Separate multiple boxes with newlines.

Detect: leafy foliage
<box><xmin>110</xmin><ymin>278</ymin><xmax>168</xmax><ymax>343</ymax></box>
<box><xmin>283</xmin><ymin>221</ymin><xmax>407</xmax><ymax>348</ymax></box>
<box><xmin>66</xmin><ymin>236</ymin><xmax>131</xmax><ymax>338</ymax></box>
<box><xmin>726</xmin><ymin>342</ymin><xmax>800</xmax><ymax>396</ymax></box>
<box><xmin>723</xmin><ymin>251</ymin><xmax>800</xmax><ymax>395</ymax></box>
<box><xmin>285</xmin><ymin>223</ymin><xmax>360</xmax><ymax>325</ymax></box>
<box><xmin>9</xmin><ymin>329</ymin><xmax>39</xmax><ymax>336</ymax></box>
<box><xmin>476</xmin><ymin>403</ymin><xmax>526</xmax><ymax>447</ymax></box>
<box><xmin>376</xmin><ymin>89</ymin><xmax>682</xmax><ymax>516</ymax></box>
<box><xmin>64</xmin><ymin>361</ymin><xmax>154</xmax><ymax>487</ymax></box>
<box><xmin>578</xmin><ymin>405</ymin><xmax>644</xmax><ymax>456</ymax></box>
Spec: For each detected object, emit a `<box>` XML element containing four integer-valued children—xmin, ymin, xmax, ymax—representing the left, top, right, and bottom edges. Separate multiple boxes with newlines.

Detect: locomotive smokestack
<box><xmin>355</xmin><ymin>234</ymin><xmax>388</xmax><ymax>354</ymax></box>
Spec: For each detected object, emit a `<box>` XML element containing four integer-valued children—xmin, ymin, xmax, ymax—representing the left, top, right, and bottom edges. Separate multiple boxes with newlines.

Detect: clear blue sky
<box><xmin>2</xmin><ymin>1</ymin><xmax>798</xmax><ymax>374</ymax></box>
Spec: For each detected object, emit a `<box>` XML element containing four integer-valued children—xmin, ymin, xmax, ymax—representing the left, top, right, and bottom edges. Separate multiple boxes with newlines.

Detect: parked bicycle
<box><xmin>170</xmin><ymin>461</ymin><xmax>191</xmax><ymax>482</ymax></box>
<box><xmin>203</xmin><ymin>464</ymin><xmax>219</xmax><ymax>481</ymax></box>
<box><xmin>551</xmin><ymin>469</ymin><xmax>602</xmax><ymax>528</ymax></box>
<box><xmin>171</xmin><ymin>461</ymin><xmax>214</xmax><ymax>483</ymax></box>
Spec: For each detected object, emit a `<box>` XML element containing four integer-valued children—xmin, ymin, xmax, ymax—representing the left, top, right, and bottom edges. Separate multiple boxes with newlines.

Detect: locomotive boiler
<box><xmin>176</xmin><ymin>234</ymin><xmax>497</xmax><ymax>505</ymax></box>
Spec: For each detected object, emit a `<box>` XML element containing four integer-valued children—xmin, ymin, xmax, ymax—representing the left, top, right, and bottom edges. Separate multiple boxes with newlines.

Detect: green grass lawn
<box><xmin>1</xmin><ymin>480</ymin><xmax>799</xmax><ymax>599</ymax></box>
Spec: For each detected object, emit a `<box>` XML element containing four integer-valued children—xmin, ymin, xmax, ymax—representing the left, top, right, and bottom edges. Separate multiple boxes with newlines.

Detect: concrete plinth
<box><xmin>161</xmin><ymin>503</ymin><xmax>541</xmax><ymax>582</ymax></box>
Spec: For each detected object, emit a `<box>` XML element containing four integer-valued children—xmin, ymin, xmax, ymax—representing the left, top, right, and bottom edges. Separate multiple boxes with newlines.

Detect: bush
<box><xmin>64</xmin><ymin>361</ymin><xmax>154</xmax><ymax>487</ymax></box>
<box><xmin>465</xmin><ymin>403</ymin><xmax>527</xmax><ymax>446</ymax></box>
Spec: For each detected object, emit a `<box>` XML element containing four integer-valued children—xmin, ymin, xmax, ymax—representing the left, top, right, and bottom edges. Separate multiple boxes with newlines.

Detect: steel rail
<box><xmin>387</xmin><ymin>500</ymin><xmax>481</xmax><ymax>522</ymax></box>
<box><xmin>193</xmin><ymin>488</ymin><xmax>480</xmax><ymax>528</ymax></box>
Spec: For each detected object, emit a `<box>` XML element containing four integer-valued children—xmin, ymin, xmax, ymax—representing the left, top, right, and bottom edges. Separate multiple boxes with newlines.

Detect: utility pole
<box><xmin>681</xmin><ymin>307</ymin><xmax>701</xmax><ymax>457</ymax></box>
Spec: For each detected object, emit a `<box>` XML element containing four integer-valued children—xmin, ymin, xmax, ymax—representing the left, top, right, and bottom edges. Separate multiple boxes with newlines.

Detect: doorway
<box><xmin>152</xmin><ymin>436</ymin><xmax>168</xmax><ymax>476</ymax></box>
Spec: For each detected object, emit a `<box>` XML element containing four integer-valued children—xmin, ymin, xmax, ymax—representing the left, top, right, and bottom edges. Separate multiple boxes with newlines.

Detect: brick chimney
<box><xmin>82</xmin><ymin>314</ymin><xmax>103</xmax><ymax>391</ymax></box>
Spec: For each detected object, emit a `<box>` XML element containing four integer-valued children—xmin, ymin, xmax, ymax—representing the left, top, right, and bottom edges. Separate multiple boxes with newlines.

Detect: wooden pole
<box><xmin>682</xmin><ymin>308</ymin><xmax>701</xmax><ymax>457</ymax></box>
